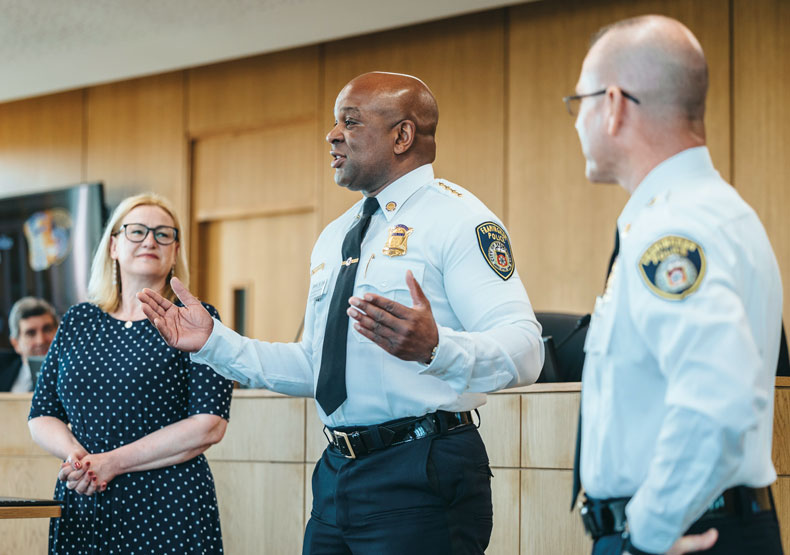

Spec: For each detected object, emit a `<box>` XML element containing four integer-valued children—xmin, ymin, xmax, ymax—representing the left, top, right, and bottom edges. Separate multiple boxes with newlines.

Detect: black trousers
<box><xmin>592</xmin><ymin>508</ymin><xmax>784</xmax><ymax>555</ymax></box>
<box><xmin>303</xmin><ymin>425</ymin><xmax>493</xmax><ymax>555</ymax></box>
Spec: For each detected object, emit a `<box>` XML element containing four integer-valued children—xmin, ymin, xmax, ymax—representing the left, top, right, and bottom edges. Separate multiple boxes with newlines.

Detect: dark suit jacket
<box><xmin>0</xmin><ymin>350</ymin><xmax>23</xmax><ymax>392</ymax></box>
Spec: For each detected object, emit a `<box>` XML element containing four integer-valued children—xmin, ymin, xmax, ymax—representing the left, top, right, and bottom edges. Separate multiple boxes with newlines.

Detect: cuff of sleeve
<box><xmin>190</xmin><ymin>318</ymin><xmax>224</xmax><ymax>366</ymax></box>
<box><xmin>625</xmin><ymin>497</ymin><xmax>679</xmax><ymax>554</ymax></box>
<box><xmin>417</xmin><ymin>326</ymin><xmax>472</xmax><ymax>386</ymax></box>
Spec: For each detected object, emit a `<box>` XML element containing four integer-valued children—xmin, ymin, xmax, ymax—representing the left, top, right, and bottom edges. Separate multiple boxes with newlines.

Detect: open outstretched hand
<box><xmin>137</xmin><ymin>277</ymin><xmax>213</xmax><ymax>352</ymax></box>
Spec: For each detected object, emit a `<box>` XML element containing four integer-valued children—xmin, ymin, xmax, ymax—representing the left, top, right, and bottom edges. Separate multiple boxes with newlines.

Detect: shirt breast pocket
<box><xmin>352</xmin><ymin>259</ymin><xmax>425</xmax><ymax>342</ymax></box>
<box><xmin>309</xmin><ymin>264</ymin><xmax>334</xmax><ymax>315</ymax></box>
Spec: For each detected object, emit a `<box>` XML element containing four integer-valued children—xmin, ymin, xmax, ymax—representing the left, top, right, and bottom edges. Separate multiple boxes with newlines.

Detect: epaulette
<box><xmin>434</xmin><ymin>180</ymin><xmax>463</xmax><ymax>198</ymax></box>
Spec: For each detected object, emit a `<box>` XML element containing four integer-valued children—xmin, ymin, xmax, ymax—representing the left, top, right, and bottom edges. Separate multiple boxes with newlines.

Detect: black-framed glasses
<box><xmin>562</xmin><ymin>88</ymin><xmax>641</xmax><ymax>116</ymax></box>
<box><xmin>115</xmin><ymin>223</ymin><xmax>179</xmax><ymax>245</ymax></box>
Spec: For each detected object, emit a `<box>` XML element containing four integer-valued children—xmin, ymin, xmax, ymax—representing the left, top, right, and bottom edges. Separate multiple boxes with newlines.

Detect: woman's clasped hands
<box><xmin>57</xmin><ymin>450</ymin><xmax>120</xmax><ymax>496</ymax></box>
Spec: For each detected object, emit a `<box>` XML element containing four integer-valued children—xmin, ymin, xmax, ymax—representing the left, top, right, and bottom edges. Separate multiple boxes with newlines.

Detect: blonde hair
<box><xmin>87</xmin><ymin>193</ymin><xmax>190</xmax><ymax>312</ymax></box>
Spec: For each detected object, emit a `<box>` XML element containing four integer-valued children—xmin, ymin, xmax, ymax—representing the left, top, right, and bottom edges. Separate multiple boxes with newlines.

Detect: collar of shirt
<box><xmin>617</xmin><ymin>146</ymin><xmax>715</xmax><ymax>235</ymax></box>
<box><xmin>373</xmin><ymin>164</ymin><xmax>434</xmax><ymax>221</ymax></box>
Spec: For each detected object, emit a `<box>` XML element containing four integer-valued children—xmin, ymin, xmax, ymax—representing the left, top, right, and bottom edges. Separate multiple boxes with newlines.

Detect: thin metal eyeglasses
<box><xmin>115</xmin><ymin>223</ymin><xmax>179</xmax><ymax>245</ymax></box>
<box><xmin>562</xmin><ymin>89</ymin><xmax>641</xmax><ymax>116</ymax></box>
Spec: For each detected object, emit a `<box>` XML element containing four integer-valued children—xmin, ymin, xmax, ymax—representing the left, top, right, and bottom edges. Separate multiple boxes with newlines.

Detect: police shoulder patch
<box><xmin>638</xmin><ymin>235</ymin><xmax>706</xmax><ymax>300</ymax></box>
<box><xmin>476</xmin><ymin>221</ymin><xmax>515</xmax><ymax>280</ymax></box>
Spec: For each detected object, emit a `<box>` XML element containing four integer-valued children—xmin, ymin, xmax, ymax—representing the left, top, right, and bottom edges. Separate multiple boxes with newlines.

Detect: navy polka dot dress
<box><xmin>29</xmin><ymin>302</ymin><xmax>234</xmax><ymax>554</ymax></box>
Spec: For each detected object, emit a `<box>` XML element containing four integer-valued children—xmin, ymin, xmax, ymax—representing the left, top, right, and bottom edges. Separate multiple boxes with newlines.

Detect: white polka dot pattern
<box><xmin>29</xmin><ymin>302</ymin><xmax>233</xmax><ymax>554</ymax></box>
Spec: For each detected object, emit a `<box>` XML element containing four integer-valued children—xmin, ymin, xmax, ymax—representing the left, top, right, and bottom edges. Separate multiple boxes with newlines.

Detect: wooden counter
<box><xmin>1</xmin><ymin>379</ymin><xmax>788</xmax><ymax>554</ymax></box>
<box><xmin>0</xmin><ymin>499</ymin><xmax>61</xmax><ymax>519</ymax></box>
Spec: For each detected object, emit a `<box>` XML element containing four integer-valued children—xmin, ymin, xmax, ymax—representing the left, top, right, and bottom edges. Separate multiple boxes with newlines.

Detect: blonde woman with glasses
<box><xmin>28</xmin><ymin>193</ymin><xmax>233</xmax><ymax>554</ymax></box>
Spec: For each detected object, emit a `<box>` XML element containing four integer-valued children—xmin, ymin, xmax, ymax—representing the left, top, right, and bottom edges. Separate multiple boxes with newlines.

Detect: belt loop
<box><xmin>473</xmin><ymin>408</ymin><xmax>481</xmax><ymax>429</ymax></box>
<box><xmin>436</xmin><ymin>411</ymin><xmax>449</xmax><ymax>434</ymax></box>
<box><xmin>366</xmin><ymin>425</ymin><xmax>385</xmax><ymax>450</ymax></box>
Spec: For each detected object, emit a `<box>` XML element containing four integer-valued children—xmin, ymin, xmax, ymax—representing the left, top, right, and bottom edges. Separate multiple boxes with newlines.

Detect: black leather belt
<box><xmin>324</xmin><ymin>410</ymin><xmax>474</xmax><ymax>459</ymax></box>
<box><xmin>581</xmin><ymin>485</ymin><xmax>776</xmax><ymax>540</ymax></box>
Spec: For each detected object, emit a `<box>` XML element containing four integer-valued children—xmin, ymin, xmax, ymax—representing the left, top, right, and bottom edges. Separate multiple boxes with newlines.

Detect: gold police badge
<box><xmin>382</xmin><ymin>224</ymin><xmax>413</xmax><ymax>257</ymax></box>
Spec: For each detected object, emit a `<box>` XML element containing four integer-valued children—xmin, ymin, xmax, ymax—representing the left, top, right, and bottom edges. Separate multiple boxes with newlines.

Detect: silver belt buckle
<box><xmin>333</xmin><ymin>430</ymin><xmax>356</xmax><ymax>459</ymax></box>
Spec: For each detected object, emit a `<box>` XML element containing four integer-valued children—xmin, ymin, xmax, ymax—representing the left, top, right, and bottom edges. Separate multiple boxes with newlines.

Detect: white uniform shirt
<box><xmin>580</xmin><ymin>147</ymin><xmax>782</xmax><ymax>553</ymax></box>
<box><xmin>193</xmin><ymin>164</ymin><xmax>544</xmax><ymax>427</ymax></box>
<box><xmin>10</xmin><ymin>359</ymin><xmax>32</xmax><ymax>393</ymax></box>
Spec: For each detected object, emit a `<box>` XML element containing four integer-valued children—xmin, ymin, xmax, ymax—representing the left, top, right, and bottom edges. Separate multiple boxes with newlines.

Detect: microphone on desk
<box><xmin>554</xmin><ymin>314</ymin><xmax>591</xmax><ymax>352</ymax></box>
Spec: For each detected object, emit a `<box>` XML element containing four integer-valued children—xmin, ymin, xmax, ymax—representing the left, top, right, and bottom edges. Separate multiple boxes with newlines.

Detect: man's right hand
<box><xmin>137</xmin><ymin>277</ymin><xmax>213</xmax><ymax>352</ymax></box>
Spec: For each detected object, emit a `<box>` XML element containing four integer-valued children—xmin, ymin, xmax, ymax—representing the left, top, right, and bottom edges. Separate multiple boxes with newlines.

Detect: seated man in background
<box><xmin>0</xmin><ymin>297</ymin><xmax>58</xmax><ymax>392</ymax></box>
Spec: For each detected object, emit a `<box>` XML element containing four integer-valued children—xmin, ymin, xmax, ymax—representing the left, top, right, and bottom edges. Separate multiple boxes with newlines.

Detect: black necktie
<box><xmin>571</xmin><ymin>226</ymin><xmax>620</xmax><ymax>510</ymax></box>
<box><xmin>316</xmin><ymin>196</ymin><xmax>380</xmax><ymax>416</ymax></box>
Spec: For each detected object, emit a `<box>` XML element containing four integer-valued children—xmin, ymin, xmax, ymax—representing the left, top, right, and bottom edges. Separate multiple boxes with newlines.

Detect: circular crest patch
<box><xmin>476</xmin><ymin>221</ymin><xmax>515</xmax><ymax>280</ymax></box>
<box><xmin>639</xmin><ymin>235</ymin><xmax>706</xmax><ymax>300</ymax></box>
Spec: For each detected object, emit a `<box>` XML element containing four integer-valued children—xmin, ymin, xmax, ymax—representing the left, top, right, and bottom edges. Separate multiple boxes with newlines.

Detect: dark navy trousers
<box><xmin>303</xmin><ymin>425</ymin><xmax>494</xmax><ymax>555</ymax></box>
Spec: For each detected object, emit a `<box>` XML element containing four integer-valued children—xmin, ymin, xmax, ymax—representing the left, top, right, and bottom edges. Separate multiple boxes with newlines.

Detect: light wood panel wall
<box><xmin>192</xmin><ymin>122</ymin><xmax>318</xmax><ymax>222</ymax></box>
<box><xmin>188</xmin><ymin>46</ymin><xmax>321</xmax><ymax>328</ymax></box>
<box><xmin>732</xmin><ymin>0</ymin><xmax>790</xmax><ymax>321</ymax></box>
<box><xmin>187</xmin><ymin>47</ymin><xmax>321</xmax><ymax>138</ymax></box>
<box><xmin>84</xmin><ymin>73</ymin><xmax>188</xmax><ymax>218</ymax></box>
<box><xmin>0</xmin><ymin>91</ymin><xmax>83</xmax><ymax>197</ymax></box>
<box><xmin>508</xmin><ymin>0</ymin><xmax>731</xmax><ymax>314</ymax></box>
<box><xmin>198</xmin><ymin>212</ymin><xmax>316</xmax><ymax>343</ymax></box>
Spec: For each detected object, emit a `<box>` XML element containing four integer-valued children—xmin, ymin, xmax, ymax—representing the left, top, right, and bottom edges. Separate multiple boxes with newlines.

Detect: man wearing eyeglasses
<box><xmin>568</xmin><ymin>15</ymin><xmax>784</xmax><ymax>555</ymax></box>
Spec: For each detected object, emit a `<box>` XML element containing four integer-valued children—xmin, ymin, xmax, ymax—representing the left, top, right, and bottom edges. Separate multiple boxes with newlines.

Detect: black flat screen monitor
<box><xmin>0</xmin><ymin>183</ymin><xmax>105</xmax><ymax>348</ymax></box>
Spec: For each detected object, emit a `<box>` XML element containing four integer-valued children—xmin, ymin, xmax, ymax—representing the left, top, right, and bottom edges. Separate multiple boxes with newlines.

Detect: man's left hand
<box><xmin>625</xmin><ymin>528</ymin><xmax>718</xmax><ymax>555</ymax></box>
<box><xmin>348</xmin><ymin>270</ymin><xmax>438</xmax><ymax>363</ymax></box>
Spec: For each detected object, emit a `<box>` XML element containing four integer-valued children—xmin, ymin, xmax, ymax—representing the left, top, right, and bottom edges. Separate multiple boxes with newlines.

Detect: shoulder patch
<box><xmin>476</xmin><ymin>221</ymin><xmax>515</xmax><ymax>280</ymax></box>
<box><xmin>638</xmin><ymin>235</ymin><xmax>706</xmax><ymax>300</ymax></box>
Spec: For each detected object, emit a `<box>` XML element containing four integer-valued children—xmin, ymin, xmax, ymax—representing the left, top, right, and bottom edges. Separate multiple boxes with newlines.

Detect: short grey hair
<box><xmin>8</xmin><ymin>297</ymin><xmax>59</xmax><ymax>339</ymax></box>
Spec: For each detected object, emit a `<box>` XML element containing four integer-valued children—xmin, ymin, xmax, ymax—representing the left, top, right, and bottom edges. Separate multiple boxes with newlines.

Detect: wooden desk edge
<box><xmin>0</xmin><ymin>505</ymin><xmax>60</xmax><ymax>519</ymax></box>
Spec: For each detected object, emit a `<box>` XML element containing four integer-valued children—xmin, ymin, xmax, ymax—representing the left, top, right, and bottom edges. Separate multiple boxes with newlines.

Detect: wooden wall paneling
<box><xmin>773</xmin><ymin>477</ymin><xmax>790</xmax><ymax>554</ymax></box>
<box><xmin>0</xmin><ymin>456</ymin><xmax>63</xmax><ymax>553</ymax></box>
<box><xmin>733</xmin><ymin>0</ymin><xmax>790</xmax><ymax>321</ymax></box>
<box><xmin>0</xmin><ymin>395</ymin><xmax>51</xmax><ymax>456</ymax></box>
<box><xmin>320</xmin><ymin>10</ymin><xmax>507</xmax><ymax>228</ymax></box>
<box><xmin>489</xmin><ymin>467</ymin><xmax>520</xmax><ymax>555</ymax></box>
<box><xmin>507</xmin><ymin>0</ymin><xmax>730</xmax><ymax>314</ymax></box>
<box><xmin>478</xmin><ymin>393</ymin><xmax>521</xmax><ymax>468</ymax></box>
<box><xmin>305</xmin><ymin>401</ymin><xmax>327</xmax><ymax>464</ymax></box>
<box><xmin>521</xmin><ymin>468</ymin><xmax>590</xmax><ymax>555</ymax></box>
<box><xmin>0</xmin><ymin>91</ymin><xmax>83</xmax><ymax>198</ymax></box>
<box><xmin>192</xmin><ymin>121</ymin><xmax>318</xmax><ymax>221</ymax></box>
<box><xmin>187</xmin><ymin>47</ymin><xmax>320</xmax><ymax>137</ymax></box>
<box><xmin>211</xmin><ymin>461</ymin><xmax>306</xmax><ymax>554</ymax></box>
<box><xmin>205</xmin><ymin>397</ymin><xmax>306</xmax><ymax>463</ymax></box>
<box><xmin>198</xmin><ymin>212</ymin><xmax>316</xmax><ymax>344</ymax></box>
<box><xmin>521</xmin><ymin>391</ymin><xmax>579</xmax><ymax>469</ymax></box>
<box><xmin>773</xmin><ymin>387</ymin><xmax>790</xmax><ymax>474</ymax></box>
<box><xmin>85</xmin><ymin>72</ymin><xmax>188</xmax><ymax>218</ymax></box>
